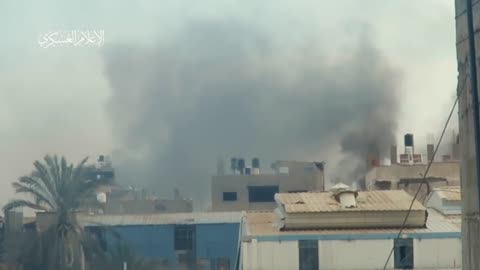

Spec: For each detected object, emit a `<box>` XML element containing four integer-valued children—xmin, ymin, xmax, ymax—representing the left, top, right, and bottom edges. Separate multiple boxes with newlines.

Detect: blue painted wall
<box><xmin>105</xmin><ymin>225</ymin><xmax>176</xmax><ymax>259</ymax></box>
<box><xmin>88</xmin><ymin>223</ymin><xmax>240</xmax><ymax>269</ymax></box>
<box><xmin>196</xmin><ymin>223</ymin><xmax>240</xmax><ymax>269</ymax></box>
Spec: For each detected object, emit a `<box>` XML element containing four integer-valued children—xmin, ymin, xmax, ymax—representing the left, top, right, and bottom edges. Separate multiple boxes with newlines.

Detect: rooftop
<box><xmin>79</xmin><ymin>211</ymin><xmax>242</xmax><ymax>227</ymax></box>
<box><xmin>275</xmin><ymin>190</ymin><xmax>425</xmax><ymax>214</ymax></box>
<box><xmin>433</xmin><ymin>186</ymin><xmax>461</xmax><ymax>201</ymax></box>
<box><xmin>243</xmin><ymin>209</ymin><xmax>460</xmax><ymax>240</ymax></box>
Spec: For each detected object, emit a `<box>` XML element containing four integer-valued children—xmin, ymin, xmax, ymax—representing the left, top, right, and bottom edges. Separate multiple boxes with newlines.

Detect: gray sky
<box><xmin>0</xmin><ymin>1</ymin><xmax>457</xmax><ymax>209</ymax></box>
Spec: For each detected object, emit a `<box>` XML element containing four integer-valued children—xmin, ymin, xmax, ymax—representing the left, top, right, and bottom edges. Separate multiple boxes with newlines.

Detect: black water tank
<box><xmin>404</xmin><ymin>134</ymin><xmax>414</xmax><ymax>148</ymax></box>
<box><xmin>237</xmin><ymin>158</ymin><xmax>245</xmax><ymax>174</ymax></box>
<box><xmin>230</xmin><ymin>158</ymin><xmax>237</xmax><ymax>172</ymax></box>
<box><xmin>252</xmin><ymin>158</ymin><xmax>260</xmax><ymax>168</ymax></box>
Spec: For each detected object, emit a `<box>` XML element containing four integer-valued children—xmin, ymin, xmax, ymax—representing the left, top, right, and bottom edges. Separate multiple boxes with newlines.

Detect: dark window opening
<box><xmin>175</xmin><ymin>225</ymin><xmax>195</xmax><ymax>251</ymax></box>
<box><xmin>288</xmin><ymin>190</ymin><xmax>308</xmax><ymax>193</ymax></box>
<box><xmin>248</xmin><ymin>185</ymin><xmax>279</xmax><ymax>202</ymax></box>
<box><xmin>299</xmin><ymin>240</ymin><xmax>318</xmax><ymax>270</ymax></box>
<box><xmin>394</xmin><ymin>238</ymin><xmax>413</xmax><ymax>269</ymax></box>
<box><xmin>222</xmin><ymin>192</ymin><xmax>237</xmax><ymax>201</ymax></box>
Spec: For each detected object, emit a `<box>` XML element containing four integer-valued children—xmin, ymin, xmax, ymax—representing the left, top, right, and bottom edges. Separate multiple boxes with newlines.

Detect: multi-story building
<box><xmin>211</xmin><ymin>158</ymin><xmax>325</xmax><ymax>211</ymax></box>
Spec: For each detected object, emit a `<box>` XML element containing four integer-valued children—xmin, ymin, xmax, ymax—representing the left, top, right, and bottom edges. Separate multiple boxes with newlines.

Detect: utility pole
<box><xmin>455</xmin><ymin>0</ymin><xmax>480</xmax><ymax>269</ymax></box>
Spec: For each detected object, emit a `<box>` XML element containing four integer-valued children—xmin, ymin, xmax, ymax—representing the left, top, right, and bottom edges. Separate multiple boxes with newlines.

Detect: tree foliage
<box><xmin>3</xmin><ymin>155</ymin><xmax>104</xmax><ymax>270</ymax></box>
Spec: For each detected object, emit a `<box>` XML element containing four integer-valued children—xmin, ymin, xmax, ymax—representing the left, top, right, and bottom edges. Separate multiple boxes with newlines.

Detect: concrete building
<box><xmin>101</xmin><ymin>187</ymin><xmax>193</xmax><ymax>215</ymax></box>
<box><xmin>366</xmin><ymin>134</ymin><xmax>460</xmax><ymax>202</ymax></box>
<box><xmin>240</xmin><ymin>189</ymin><xmax>462</xmax><ymax>270</ymax></box>
<box><xmin>211</xmin><ymin>159</ymin><xmax>325</xmax><ymax>211</ymax></box>
<box><xmin>79</xmin><ymin>212</ymin><xmax>242</xmax><ymax>270</ymax></box>
<box><xmin>366</xmin><ymin>162</ymin><xmax>460</xmax><ymax>202</ymax></box>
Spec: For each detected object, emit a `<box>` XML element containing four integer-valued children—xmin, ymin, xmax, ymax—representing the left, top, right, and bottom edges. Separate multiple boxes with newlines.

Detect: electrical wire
<box><xmin>381</xmin><ymin>73</ymin><xmax>468</xmax><ymax>270</ymax></box>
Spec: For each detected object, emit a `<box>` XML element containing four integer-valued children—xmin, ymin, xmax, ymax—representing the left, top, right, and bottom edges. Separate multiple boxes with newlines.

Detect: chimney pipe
<box><xmin>427</xmin><ymin>144</ymin><xmax>435</xmax><ymax>162</ymax></box>
<box><xmin>390</xmin><ymin>145</ymin><xmax>397</xmax><ymax>164</ymax></box>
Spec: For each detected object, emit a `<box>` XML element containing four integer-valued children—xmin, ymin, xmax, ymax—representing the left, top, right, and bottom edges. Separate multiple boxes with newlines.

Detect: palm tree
<box><xmin>3</xmin><ymin>155</ymin><xmax>105</xmax><ymax>270</ymax></box>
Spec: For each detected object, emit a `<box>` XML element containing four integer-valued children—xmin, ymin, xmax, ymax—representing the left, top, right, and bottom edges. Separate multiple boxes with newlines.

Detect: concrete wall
<box><xmin>241</xmin><ymin>238</ymin><xmax>461</xmax><ymax>270</ymax></box>
<box><xmin>320</xmin><ymin>239</ymin><xmax>393</xmax><ymax>270</ymax></box>
<box><xmin>104</xmin><ymin>198</ymin><xmax>193</xmax><ymax>214</ymax></box>
<box><xmin>212</xmin><ymin>161</ymin><xmax>324</xmax><ymax>211</ymax></box>
<box><xmin>414</xmin><ymin>238</ymin><xmax>462</xmax><ymax>269</ymax></box>
<box><xmin>242</xmin><ymin>240</ymin><xmax>298</xmax><ymax>270</ymax></box>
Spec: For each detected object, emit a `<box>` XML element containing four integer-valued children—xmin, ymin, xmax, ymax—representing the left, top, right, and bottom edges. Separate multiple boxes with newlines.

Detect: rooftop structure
<box><xmin>425</xmin><ymin>186</ymin><xmax>462</xmax><ymax>215</ymax></box>
<box><xmin>211</xmin><ymin>159</ymin><xmax>325</xmax><ymax>211</ymax></box>
<box><xmin>275</xmin><ymin>189</ymin><xmax>426</xmax><ymax>230</ymax></box>
<box><xmin>78</xmin><ymin>211</ymin><xmax>242</xmax><ymax>227</ymax></box>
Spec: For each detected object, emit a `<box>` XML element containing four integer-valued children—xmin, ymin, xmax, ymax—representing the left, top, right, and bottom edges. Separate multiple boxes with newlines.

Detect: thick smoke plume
<box><xmin>103</xmin><ymin>20</ymin><xmax>401</xmax><ymax>207</ymax></box>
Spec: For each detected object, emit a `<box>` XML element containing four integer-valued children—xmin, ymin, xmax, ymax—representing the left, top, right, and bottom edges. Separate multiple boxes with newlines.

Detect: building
<box><xmin>240</xmin><ymin>189</ymin><xmax>462</xmax><ymax>270</ymax></box>
<box><xmin>211</xmin><ymin>159</ymin><xmax>325</xmax><ymax>211</ymax></box>
<box><xmin>79</xmin><ymin>212</ymin><xmax>242</xmax><ymax>270</ymax></box>
<box><xmin>366</xmin><ymin>134</ymin><xmax>460</xmax><ymax>202</ymax></box>
<box><xmin>100</xmin><ymin>187</ymin><xmax>193</xmax><ymax>214</ymax></box>
<box><xmin>425</xmin><ymin>186</ymin><xmax>461</xmax><ymax>216</ymax></box>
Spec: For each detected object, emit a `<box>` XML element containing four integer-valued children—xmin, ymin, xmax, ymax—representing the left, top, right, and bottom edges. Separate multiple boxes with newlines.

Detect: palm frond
<box><xmin>33</xmin><ymin>159</ymin><xmax>58</xmax><ymax>203</ymax></box>
<box><xmin>3</xmin><ymin>199</ymin><xmax>49</xmax><ymax>212</ymax></box>
<box><xmin>18</xmin><ymin>176</ymin><xmax>57</xmax><ymax>208</ymax></box>
<box><xmin>12</xmin><ymin>182</ymin><xmax>55</xmax><ymax>210</ymax></box>
<box><xmin>44</xmin><ymin>155</ymin><xmax>61</xmax><ymax>189</ymax></box>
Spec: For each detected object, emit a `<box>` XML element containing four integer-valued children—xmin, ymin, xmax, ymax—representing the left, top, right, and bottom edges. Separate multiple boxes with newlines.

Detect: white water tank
<box><xmin>97</xmin><ymin>192</ymin><xmax>107</xmax><ymax>203</ymax></box>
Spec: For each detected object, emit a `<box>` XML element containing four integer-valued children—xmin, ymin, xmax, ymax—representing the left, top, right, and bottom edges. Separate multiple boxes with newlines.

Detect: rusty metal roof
<box><xmin>78</xmin><ymin>211</ymin><xmax>242</xmax><ymax>226</ymax></box>
<box><xmin>433</xmin><ymin>186</ymin><xmax>461</xmax><ymax>201</ymax></box>
<box><xmin>275</xmin><ymin>190</ymin><xmax>425</xmax><ymax>213</ymax></box>
<box><xmin>244</xmin><ymin>209</ymin><xmax>459</xmax><ymax>237</ymax></box>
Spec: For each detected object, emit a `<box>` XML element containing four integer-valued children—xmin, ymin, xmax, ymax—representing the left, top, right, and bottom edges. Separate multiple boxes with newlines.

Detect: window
<box><xmin>222</xmin><ymin>192</ymin><xmax>237</xmax><ymax>201</ymax></box>
<box><xmin>394</xmin><ymin>238</ymin><xmax>413</xmax><ymax>269</ymax></box>
<box><xmin>298</xmin><ymin>240</ymin><xmax>318</xmax><ymax>270</ymax></box>
<box><xmin>248</xmin><ymin>185</ymin><xmax>279</xmax><ymax>202</ymax></box>
<box><xmin>174</xmin><ymin>225</ymin><xmax>195</xmax><ymax>251</ymax></box>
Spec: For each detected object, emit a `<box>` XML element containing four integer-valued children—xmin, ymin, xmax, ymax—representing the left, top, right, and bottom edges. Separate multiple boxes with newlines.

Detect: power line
<box><xmin>381</xmin><ymin>73</ymin><xmax>468</xmax><ymax>270</ymax></box>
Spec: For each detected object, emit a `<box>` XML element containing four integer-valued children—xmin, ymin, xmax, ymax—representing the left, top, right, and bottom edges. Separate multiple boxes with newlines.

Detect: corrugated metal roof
<box><xmin>433</xmin><ymin>186</ymin><xmax>461</xmax><ymax>201</ymax></box>
<box><xmin>275</xmin><ymin>190</ymin><xmax>425</xmax><ymax>213</ymax></box>
<box><xmin>244</xmin><ymin>209</ymin><xmax>459</xmax><ymax>237</ymax></box>
<box><xmin>79</xmin><ymin>211</ymin><xmax>242</xmax><ymax>226</ymax></box>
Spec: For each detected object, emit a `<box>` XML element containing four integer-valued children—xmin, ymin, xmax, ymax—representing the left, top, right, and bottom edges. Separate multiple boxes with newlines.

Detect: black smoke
<box><xmin>103</xmin><ymin>19</ymin><xmax>401</xmax><ymax>207</ymax></box>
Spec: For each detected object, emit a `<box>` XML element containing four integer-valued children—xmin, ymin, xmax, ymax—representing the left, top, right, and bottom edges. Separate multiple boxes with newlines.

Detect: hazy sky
<box><xmin>0</xmin><ymin>1</ymin><xmax>457</xmax><ymax>209</ymax></box>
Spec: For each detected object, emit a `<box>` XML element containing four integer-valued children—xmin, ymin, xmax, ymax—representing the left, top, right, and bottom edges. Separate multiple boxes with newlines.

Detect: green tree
<box><xmin>3</xmin><ymin>155</ymin><xmax>105</xmax><ymax>270</ymax></box>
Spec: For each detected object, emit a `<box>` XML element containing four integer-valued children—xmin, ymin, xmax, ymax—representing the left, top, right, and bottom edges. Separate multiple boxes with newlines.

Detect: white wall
<box><xmin>241</xmin><ymin>237</ymin><xmax>461</xmax><ymax>270</ymax></box>
<box><xmin>414</xmin><ymin>238</ymin><xmax>462</xmax><ymax>269</ymax></box>
<box><xmin>320</xmin><ymin>239</ymin><xmax>393</xmax><ymax>270</ymax></box>
<box><xmin>242</xmin><ymin>240</ymin><xmax>298</xmax><ymax>270</ymax></box>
